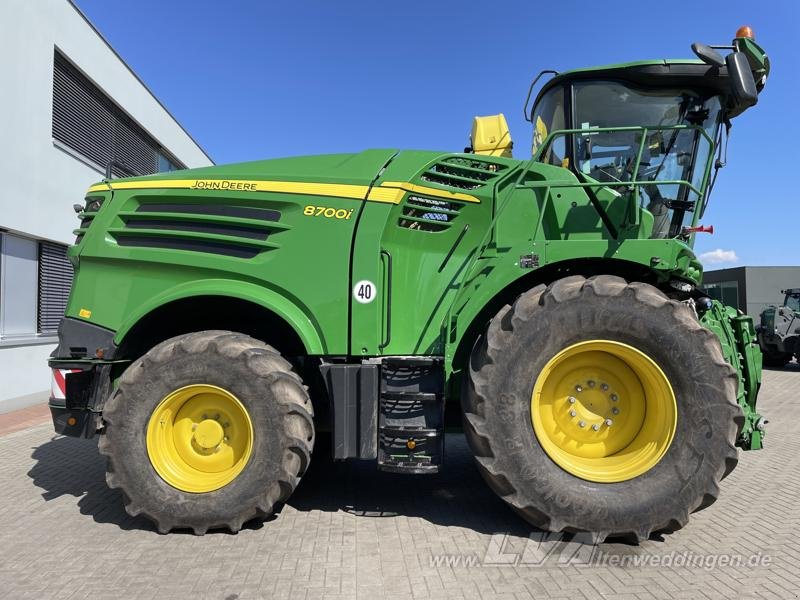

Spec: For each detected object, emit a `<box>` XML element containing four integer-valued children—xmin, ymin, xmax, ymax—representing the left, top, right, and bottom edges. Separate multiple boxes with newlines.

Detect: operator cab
<box><xmin>525</xmin><ymin>28</ymin><xmax>768</xmax><ymax>240</ymax></box>
<box><xmin>530</xmin><ymin>65</ymin><xmax>724</xmax><ymax>239</ymax></box>
<box><xmin>783</xmin><ymin>289</ymin><xmax>800</xmax><ymax>312</ymax></box>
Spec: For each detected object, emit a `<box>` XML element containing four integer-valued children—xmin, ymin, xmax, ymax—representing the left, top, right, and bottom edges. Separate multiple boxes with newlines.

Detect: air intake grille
<box><xmin>38</xmin><ymin>242</ymin><xmax>74</xmax><ymax>334</ymax></box>
<box><xmin>421</xmin><ymin>156</ymin><xmax>507</xmax><ymax>190</ymax></box>
<box><xmin>111</xmin><ymin>202</ymin><xmax>283</xmax><ymax>259</ymax></box>
<box><xmin>398</xmin><ymin>195</ymin><xmax>463</xmax><ymax>232</ymax></box>
<box><xmin>52</xmin><ymin>50</ymin><xmax>184</xmax><ymax>177</ymax></box>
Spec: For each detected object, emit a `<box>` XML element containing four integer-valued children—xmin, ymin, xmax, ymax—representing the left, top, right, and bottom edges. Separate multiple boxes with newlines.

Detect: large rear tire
<box><xmin>99</xmin><ymin>330</ymin><xmax>314</xmax><ymax>534</ymax></box>
<box><xmin>463</xmin><ymin>275</ymin><xmax>742</xmax><ymax>542</ymax></box>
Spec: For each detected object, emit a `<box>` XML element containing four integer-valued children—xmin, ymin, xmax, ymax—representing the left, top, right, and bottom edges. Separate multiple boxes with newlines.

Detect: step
<box><xmin>380</xmin><ymin>391</ymin><xmax>440</xmax><ymax>403</ymax></box>
<box><xmin>380</xmin><ymin>356</ymin><xmax>443</xmax><ymax>368</ymax></box>
<box><xmin>377</xmin><ymin>461</ymin><xmax>440</xmax><ymax>475</ymax></box>
<box><xmin>378</xmin><ymin>427</ymin><xmax>443</xmax><ymax>474</ymax></box>
<box><xmin>379</xmin><ymin>426</ymin><xmax>441</xmax><ymax>438</ymax></box>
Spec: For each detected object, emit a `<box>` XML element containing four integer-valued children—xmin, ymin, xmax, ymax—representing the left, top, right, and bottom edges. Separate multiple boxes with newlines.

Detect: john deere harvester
<box><xmin>49</xmin><ymin>29</ymin><xmax>769</xmax><ymax>540</ymax></box>
<box><xmin>758</xmin><ymin>288</ymin><xmax>800</xmax><ymax>367</ymax></box>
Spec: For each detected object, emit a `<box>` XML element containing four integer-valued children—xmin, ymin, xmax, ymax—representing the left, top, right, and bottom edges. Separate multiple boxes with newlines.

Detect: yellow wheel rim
<box><xmin>146</xmin><ymin>384</ymin><xmax>254</xmax><ymax>493</ymax></box>
<box><xmin>531</xmin><ymin>340</ymin><xmax>676</xmax><ymax>483</ymax></box>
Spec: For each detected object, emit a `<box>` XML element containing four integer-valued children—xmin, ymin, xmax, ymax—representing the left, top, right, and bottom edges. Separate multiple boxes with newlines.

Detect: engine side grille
<box><xmin>110</xmin><ymin>201</ymin><xmax>283</xmax><ymax>259</ymax></box>
<box><xmin>421</xmin><ymin>156</ymin><xmax>507</xmax><ymax>190</ymax></box>
<box><xmin>398</xmin><ymin>195</ymin><xmax>463</xmax><ymax>232</ymax></box>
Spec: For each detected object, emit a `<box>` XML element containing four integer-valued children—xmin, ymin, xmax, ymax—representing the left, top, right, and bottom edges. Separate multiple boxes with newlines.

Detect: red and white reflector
<box><xmin>51</xmin><ymin>369</ymin><xmax>80</xmax><ymax>400</ymax></box>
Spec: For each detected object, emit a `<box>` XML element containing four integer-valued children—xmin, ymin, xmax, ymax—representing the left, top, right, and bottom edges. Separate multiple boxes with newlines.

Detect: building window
<box><xmin>705</xmin><ymin>281</ymin><xmax>739</xmax><ymax>309</ymax></box>
<box><xmin>52</xmin><ymin>49</ymin><xmax>185</xmax><ymax>177</ymax></box>
<box><xmin>0</xmin><ymin>234</ymin><xmax>39</xmax><ymax>338</ymax></box>
<box><xmin>157</xmin><ymin>151</ymin><xmax>180</xmax><ymax>172</ymax></box>
<box><xmin>0</xmin><ymin>234</ymin><xmax>73</xmax><ymax>341</ymax></box>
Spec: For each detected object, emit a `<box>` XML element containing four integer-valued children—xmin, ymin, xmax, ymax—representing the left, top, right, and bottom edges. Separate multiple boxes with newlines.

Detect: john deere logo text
<box><xmin>190</xmin><ymin>180</ymin><xmax>257</xmax><ymax>191</ymax></box>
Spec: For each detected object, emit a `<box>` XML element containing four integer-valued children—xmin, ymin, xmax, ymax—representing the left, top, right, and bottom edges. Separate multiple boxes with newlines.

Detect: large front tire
<box><xmin>99</xmin><ymin>331</ymin><xmax>314</xmax><ymax>534</ymax></box>
<box><xmin>463</xmin><ymin>275</ymin><xmax>742</xmax><ymax>542</ymax></box>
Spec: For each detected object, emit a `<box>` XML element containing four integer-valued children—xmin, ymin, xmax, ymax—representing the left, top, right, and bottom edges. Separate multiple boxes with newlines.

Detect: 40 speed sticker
<box><xmin>353</xmin><ymin>280</ymin><xmax>376</xmax><ymax>304</ymax></box>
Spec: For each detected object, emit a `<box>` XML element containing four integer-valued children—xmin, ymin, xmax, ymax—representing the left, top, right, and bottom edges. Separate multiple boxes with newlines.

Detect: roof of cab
<box><xmin>535</xmin><ymin>58</ymin><xmax>730</xmax><ymax>103</ymax></box>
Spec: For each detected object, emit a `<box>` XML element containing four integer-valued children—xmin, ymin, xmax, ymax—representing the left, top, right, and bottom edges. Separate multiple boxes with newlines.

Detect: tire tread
<box><xmin>462</xmin><ymin>275</ymin><xmax>742</xmax><ymax>542</ymax></box>
<box><xmin>99</xmin><ymin>331</ymin><xmax>313</xmax><ymax>535</ymax></box>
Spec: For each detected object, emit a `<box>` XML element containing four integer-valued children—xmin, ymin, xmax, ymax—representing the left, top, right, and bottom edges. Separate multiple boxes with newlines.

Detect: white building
<box><xmin>0</xmin><ymin>0</ymin><xmax>213</xmax><ymax>412</ymax></box>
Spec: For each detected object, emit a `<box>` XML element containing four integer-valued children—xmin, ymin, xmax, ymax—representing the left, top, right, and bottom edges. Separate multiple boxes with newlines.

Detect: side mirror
<box><xmin>691</xmin><ymin>42</ymin><xmax>725</xmax><ymax>67</ymax></box>
<box><xmin>726</xmin><ymin>51</ymin><xmax>758</xmax><ymax>111</ymax></box>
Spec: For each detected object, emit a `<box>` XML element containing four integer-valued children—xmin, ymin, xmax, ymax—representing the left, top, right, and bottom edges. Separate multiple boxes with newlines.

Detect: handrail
<box><xmin>515</xmin><ymin>178</ymin><xmax>703</xmax><ymax>197</ymax></box>
<box><xmin>379</xmin><ymin>250</ymin><xmax>393</xmax><ymax>350</ymax></box>
<box><xmin>532</xmin><ymin>123</ymin><xmax>715</xmax><ymax>226</ymax></box>
<box><xmin>533</xmin><ymin>123</ymin><xmax>715</xmax><ymax>163</ymax></box>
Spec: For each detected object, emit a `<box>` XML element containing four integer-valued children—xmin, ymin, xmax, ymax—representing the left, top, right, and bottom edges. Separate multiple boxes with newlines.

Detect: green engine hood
<box><xmin>104</xmin><ymin>149</ymin><xmax>401</xmax><ymax>188</ymax></box>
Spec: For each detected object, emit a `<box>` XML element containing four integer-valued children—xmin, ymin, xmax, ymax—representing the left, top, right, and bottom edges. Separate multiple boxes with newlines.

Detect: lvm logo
<box><xmin>428</xmin><ymin>532</ymin><xmax>772</xmax><ymax>570</ymax></box>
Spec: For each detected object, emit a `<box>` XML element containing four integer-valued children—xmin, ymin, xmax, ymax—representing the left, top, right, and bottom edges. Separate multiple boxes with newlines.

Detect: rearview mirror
<box><xmin>726</xmin><ymin>51</ymin><xmax>758</xmax><ymax>111</ymax></box>
<box><xmin>691</xmin><ymin>42</ymin><xmax>725</xmax><ymax>67</ymax></box>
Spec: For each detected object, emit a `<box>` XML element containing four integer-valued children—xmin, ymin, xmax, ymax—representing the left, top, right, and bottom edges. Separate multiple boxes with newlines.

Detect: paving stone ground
<box><xmin>1</xmin><ymin>367</ymin><xmax>799</xmax><ymax>600</ymax></box>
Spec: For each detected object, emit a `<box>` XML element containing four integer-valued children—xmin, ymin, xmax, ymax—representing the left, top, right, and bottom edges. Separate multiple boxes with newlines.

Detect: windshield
<box><xmin>786</xmin><ymin>294</ymin><xmax>800</xmax><ymax>312</ymax></box>
<box><xmin>573</xmin><ymin>81</ymin><xmax>721</xmax><ymax>238</ymax></box>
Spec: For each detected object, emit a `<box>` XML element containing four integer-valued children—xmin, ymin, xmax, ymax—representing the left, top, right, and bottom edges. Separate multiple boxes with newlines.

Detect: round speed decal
<box><xmin>353</xmin><ymin>280</ymin><xmax>377</xmax><ymax>304</ymax></box>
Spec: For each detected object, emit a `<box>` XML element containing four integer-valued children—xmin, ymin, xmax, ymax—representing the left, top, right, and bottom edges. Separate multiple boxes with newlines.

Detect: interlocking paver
<box><xmin>1</xmin><ymin>367</ymin><xmax>799</xmax><ymax>599</ymax></box>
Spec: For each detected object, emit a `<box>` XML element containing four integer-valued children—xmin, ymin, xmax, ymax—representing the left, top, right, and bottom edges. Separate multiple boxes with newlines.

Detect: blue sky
<box><xmin>75</xmin><ymin>0</ymin><xmax>798</xmax><ymax>267</ymax></box>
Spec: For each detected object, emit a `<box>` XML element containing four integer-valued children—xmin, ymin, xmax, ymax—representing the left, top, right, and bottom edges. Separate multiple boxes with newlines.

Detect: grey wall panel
<box><xmin>745</xmin><ymin>267</ymin><xmax>800</xmax><ymax>317</ymax></box>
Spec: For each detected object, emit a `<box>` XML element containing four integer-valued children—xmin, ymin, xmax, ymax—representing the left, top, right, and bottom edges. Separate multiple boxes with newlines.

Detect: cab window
<box><xmin>571</xmin><ymin>80</ymin><xmax>721</xmax><ymax>239</ymax></box>
<box><xmin>531</xmin><ymin>86</ymin><xmax>566</xmax><ymax>166</ymax></box>
<box><xmin>786</xmin><ymin>294</ymin><xmax>800</xmax><ymax>312</ymax></box>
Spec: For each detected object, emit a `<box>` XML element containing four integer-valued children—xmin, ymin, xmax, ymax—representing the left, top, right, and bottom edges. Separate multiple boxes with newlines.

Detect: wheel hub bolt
<box><xmin>605</xmin><ymin>419</ymin><xmax>613</xmax><ymax>427</ymax></box>
<box><xmin>611</xmin><ymin>407</ymin><xmax>620</xmax><ymax>415</ymax></box>
<box><xmin>592</xmin><ymin>424</ymin><xmax>600</xmax><ymax>431</ymax></box>
<box><xmin>578</xmin><ymin>420</ymin><xmax>586</xmax><ymax>428</ymax></box>
<box><xmin>569</xmin><ymin>410</ymin><xmax>577</xmax><ymax>417</ymax></box>
<box><xmin>610</xmin><ymin>394</ymin><xmax>618</xmax><ymax>402</ymax></box>
<box><xmin>587</xmin><ymin>380</ymin><xmax>595</xmax><ymax>388</ymax></box>
<box><xmin>568</xmin><ymin>396</ymin><xmax>577</xmax><ymax>404</ymax></box>
<box><xmin>600</xmin><ymin>383</ymin><xmax>609</xmax><ymax>391</ymax></box>
<box><xmin>575</xmin><ymin>385</ymin><xmax>583</xmax><ymax>393</ymax></box>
